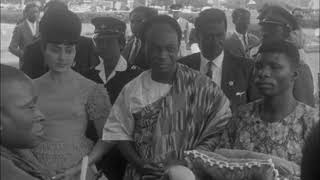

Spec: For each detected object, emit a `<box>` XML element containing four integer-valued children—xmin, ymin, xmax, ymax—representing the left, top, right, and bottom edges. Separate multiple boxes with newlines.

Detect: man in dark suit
<box><xmin>122</xmin><ymin>6</ymin><xmax>158</xmax><ymax>70</ymax></box>
<box><xmin>9</xmin><ymin>3</ymin><xmax>40</xmax><ymax>68</ymax></box>
<box><xmin>179</xmin><ymin>8</ymin><xmax>260</xmax><ymax>111</ymax></box>
<box><xmin>224</xmin><ymin>8</ymin><xmax>260</xmax><ymax>59</ymax></box>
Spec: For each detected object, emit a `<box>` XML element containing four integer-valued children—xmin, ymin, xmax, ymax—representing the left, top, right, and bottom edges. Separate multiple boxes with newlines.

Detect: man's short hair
<box><xmin>195</xmin><ymin>8</ymin><xmax>227</xmax><ymax>32</ymax></box>
<box><xmin>258</xmin><ymin>40</ymin><xmax>300</xmax><ymax>68</ymax></box>
<box><xmin>232</xmin><ymin>8</ymin><xmax>250</xmax><ymax>20</ymax></box>
<box><xmin>24</xmin><ymin>2</ymin><xmax>39</xmax><ymax>13</ymax></box>
<box><xmin>140</xmin><ymin>15</ymin><xmax>182</xmax><ymax>43</ymax></box>
<box><xmin>301</xmin><ymin>122</ymin><xmax>320</xmax><ymax>180</ymax></box>
<box><xmin>130</xmin><ymin>6</ymin><xmax>158</xmax><ymax>18</ymax></box>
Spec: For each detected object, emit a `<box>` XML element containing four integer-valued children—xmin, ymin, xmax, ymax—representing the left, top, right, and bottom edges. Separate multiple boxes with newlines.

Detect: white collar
<box><xmin>201</xmin><ymin>51</ymin><xmax>224</xmax><ymax>68</ymax></box>
<box><xmin>26</xmin><ymin>19</ymin><xmax>36</xmax><ymax>26</ymax></box>
<box><xmin>96</xmin><ymin>55</ymin><xmax>127</xmax><ymax>83</ymax></box>
<box><xmin>97</xmin><ymin>55</ymin><xmax>127</xmax><ymax>72</ymax></box>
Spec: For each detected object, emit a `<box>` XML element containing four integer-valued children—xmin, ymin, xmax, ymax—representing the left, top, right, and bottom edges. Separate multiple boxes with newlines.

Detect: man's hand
<box><xmin>137</xmin><ymin>162</ymin><xmax>165</xmax><ymax>179</ymax></box>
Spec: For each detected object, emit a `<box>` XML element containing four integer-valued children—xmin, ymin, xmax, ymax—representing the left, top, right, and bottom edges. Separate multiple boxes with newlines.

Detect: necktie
<box><xmin>206</xmin><ymin>61</ymin><xmax>213</xmax><ymax>79</ymax></box>
<box><xmin>242</xmin><ymin>34</ymin><xmax>247</xmax><ymax>49</ymax></box>
<box><xmin>129</xmin><ymin>38</ymin><xmax>141</xmax><ymax>64</ymax></box>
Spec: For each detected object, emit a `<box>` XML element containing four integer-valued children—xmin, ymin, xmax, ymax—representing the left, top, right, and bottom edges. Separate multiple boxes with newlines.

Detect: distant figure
<box><xmin>169</xmin><ymin>4</ymin><xmax>190</xmax><ymax>57</ymax></box>
<box><xmin>225</xmin><ymin>8</ymin><xmax>260</xmax><ymax>59</ymax></box>
<box><xmin>9</xmin><ymin>3</ymin><xmax>40</xmax><ymax>68</ymax></box>
<box><xmin>122</xmin><ymin>6</ymin><xmax>158</xmax><ymax>70</ymax></box>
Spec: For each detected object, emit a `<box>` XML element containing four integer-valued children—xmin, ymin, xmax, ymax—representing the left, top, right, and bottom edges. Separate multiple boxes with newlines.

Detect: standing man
<box><xmin>103</xmin><ymin>15</ymin><xmax>231</xmax><ymax>180</ymax></box>
<box><xmin>170</xmin><ymin>4</ymin><xmax>190</xmax><ymax>57</ymax></box>
<box><xmin>9</xmin><ymin>3</ymin><xmax>40</xmax><ymax>68</ymax></box>
<box><xmin>122</xmin><ymin>6</ymin><xmax>158</xmax><ymax>70</ymax></box>
<box><xmin>224</xmin><ymin>8</ymin><xmax>260</xmax><ymax>59</ymax></box>
<box><xmin>255</xmin><ymin>5</ymin><xmax>315</xmax><ymax>107</ymax></box>
<box><xmin>179</xmin><ymin>8</ymin><xmax>260</xmax><ymax>111</ymax></box>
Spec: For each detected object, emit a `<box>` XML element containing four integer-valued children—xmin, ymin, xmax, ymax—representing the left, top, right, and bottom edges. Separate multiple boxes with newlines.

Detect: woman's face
<box><xmin>254</xmin><ymin>53</ymin><xmax>297</xmax><ymax>96</ymax></box>
<box><xmin>43</xmin><ymin>43</ymin><xmax>76</xmax><ymax>73</ymax></box>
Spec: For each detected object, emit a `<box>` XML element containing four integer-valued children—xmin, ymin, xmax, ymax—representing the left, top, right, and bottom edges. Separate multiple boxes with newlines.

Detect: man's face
<box><xmin>130</xmin><ymin>12</ymin><xmax>146</xmax><ymax>36</ymax></box>
<box><xmin>43</xmin><ymin>43</ymin><xmax>76</xmax><ymax>73</ymax></box>
<box><xmin>92</xmin><ymin>35</ymin><xmax>120</xmax><ymax>70</ymax></box>
<box><xmin>261</xmin><ymin>23</ymin><xmax>286</xmax><ymax>43</ymax></box>
<box><xmin>234</xmin><ymin>14</ymin><xmax>250</xmax><ymax>34</ymax></box>
<box><xmin>254</xmin><ymin>53</ymin><xmax>296</xmax><ymax>96</ymax></box>
<box><xmin>1</xmin><ymin>80</ymin><xmax>45</xmax><ymax>149</ymax></box>
<box><xmin>145</xmin><ymin>24</ymin><xmax>180</xmax><ymax>75</ymax></box>
<box><xmin>26</xmin><ymin>6</ymin><xmax>40</xmax><ymax>22</ymax></box>
<box><xmin>172</xmin><ymin>11</ymin><xmax>180</xmax><ymax>20</ymax></box>
<box><xmin>293</xmin><ymin>10</ymin><xmax>304</xmax><ymax>25</ymax></box>
<box><xmin>196</xmin><ymin>22</ymin><xmax>226</xmax><ymax>60</ymax></box>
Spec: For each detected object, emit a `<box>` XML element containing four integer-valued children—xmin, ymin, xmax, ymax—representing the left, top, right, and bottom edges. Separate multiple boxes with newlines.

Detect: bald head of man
<box><xmin>1</xmin><ymin>64</ymin><xmax>45</xmax><ymax>149</ymax></box>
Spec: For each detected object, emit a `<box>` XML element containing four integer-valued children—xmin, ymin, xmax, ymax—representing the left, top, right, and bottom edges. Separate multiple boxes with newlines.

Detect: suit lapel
<box><xmin>23</xmin><ymin>21</ymin><xmax>33</xmax><ymax>38</ymax></box>
<box><xmin>232</xmin><ymin>33</ymin><xmax>246</xmax><ymax>57</ymax></box>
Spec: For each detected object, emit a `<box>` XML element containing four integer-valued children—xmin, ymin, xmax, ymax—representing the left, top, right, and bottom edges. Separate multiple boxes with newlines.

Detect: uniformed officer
<box><xmin>91</xmin><ymin>17</ymin><xmax>143</xmax><ymax>180</ymax></box>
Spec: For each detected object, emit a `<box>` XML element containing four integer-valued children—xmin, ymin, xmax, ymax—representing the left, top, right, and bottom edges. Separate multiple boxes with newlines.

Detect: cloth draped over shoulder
<box><xmin>103</xmin><ymin>63</ymin><xmax>231</xmax><ymax>180</ymax></box>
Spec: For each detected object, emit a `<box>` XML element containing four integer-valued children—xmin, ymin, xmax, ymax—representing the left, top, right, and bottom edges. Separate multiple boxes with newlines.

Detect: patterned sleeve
<box><xmin>302</xmin><ymin>105</ymin><xmax>319</xmax><ymax>139</ymax></box>
<box><xmin>86</xmin><ymin>84</ymin><xmax>112</xmax><ymax>137</ymax></box>
<box><xmin>102</xmin><ymin>86</ymin><xmax>135</xmax><ymax>141</ymax></box>
<box><xmin>196</xmin><ymin>80</ymin><xmax>232</xmax><ymax>152</ymax></box>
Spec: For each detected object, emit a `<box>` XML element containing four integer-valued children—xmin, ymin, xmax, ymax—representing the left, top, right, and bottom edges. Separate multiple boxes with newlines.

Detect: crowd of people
<box><xmin>1</xmin><ymin>0</ymin><xmax>319</xmax><ymax>180</ymax></box>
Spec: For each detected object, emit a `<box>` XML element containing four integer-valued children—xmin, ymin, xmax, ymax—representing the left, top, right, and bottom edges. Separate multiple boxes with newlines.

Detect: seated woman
<box><xmin>30</xmin><ymin>10</ymin><xmax>111</xmax><ymax>180</ymax></box>
<box><xmin>0</xmin><ymin>64</ymin><xmax>52</xmax><ymax>180</ymax></box>
<box><xmin>219</xmin><ymin>40</ymin><xmax>318</xmax><ymax>172</ymax></box>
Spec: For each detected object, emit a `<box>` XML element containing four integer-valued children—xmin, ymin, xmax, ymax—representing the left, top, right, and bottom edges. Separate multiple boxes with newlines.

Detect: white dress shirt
<box><xmin>26</xmin><ymin>19</ymin><xmax>37</xmax><ymax>36</ymax></box>
<box><xmin>200</xmin><ymin>51</ymin><xmax>224</xmax><ymax>86</ymax></box>
<box><xmin>95</xmin><ymin>55</ymin><xmax>127</xmax><ymax>84</ymax></box>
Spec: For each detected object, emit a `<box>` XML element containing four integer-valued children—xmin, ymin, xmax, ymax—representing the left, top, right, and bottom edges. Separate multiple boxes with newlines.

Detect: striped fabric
<box><xmin>105</xmin><ymin>64</ymin><xmax>231</xmax><ymax>180</ymax></box>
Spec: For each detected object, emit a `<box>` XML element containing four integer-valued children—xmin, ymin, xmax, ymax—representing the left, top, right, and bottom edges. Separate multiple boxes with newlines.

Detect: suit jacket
<box><xmin>178</xmin><ymin>52</ymin><xmax>260</xmax><ymax>111</ymax></box>
<box><xmin>21</xmin><ymin>36</ymin><xmax>101</xmax><ymax>82</ymax></box>
<box><xmin>122</xmin><ymin>36</ymin><xmax>148</xmax><ymax>70</ymax></box>
<box><xmin>224</xmin><ymin>32</ymin><xmax>260</xmax><ymax>59</ymax></box>
<box><xmin>9</xmin><ymin>20</ymin><xmax>39</xmax><ymax>67</ymax></box>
